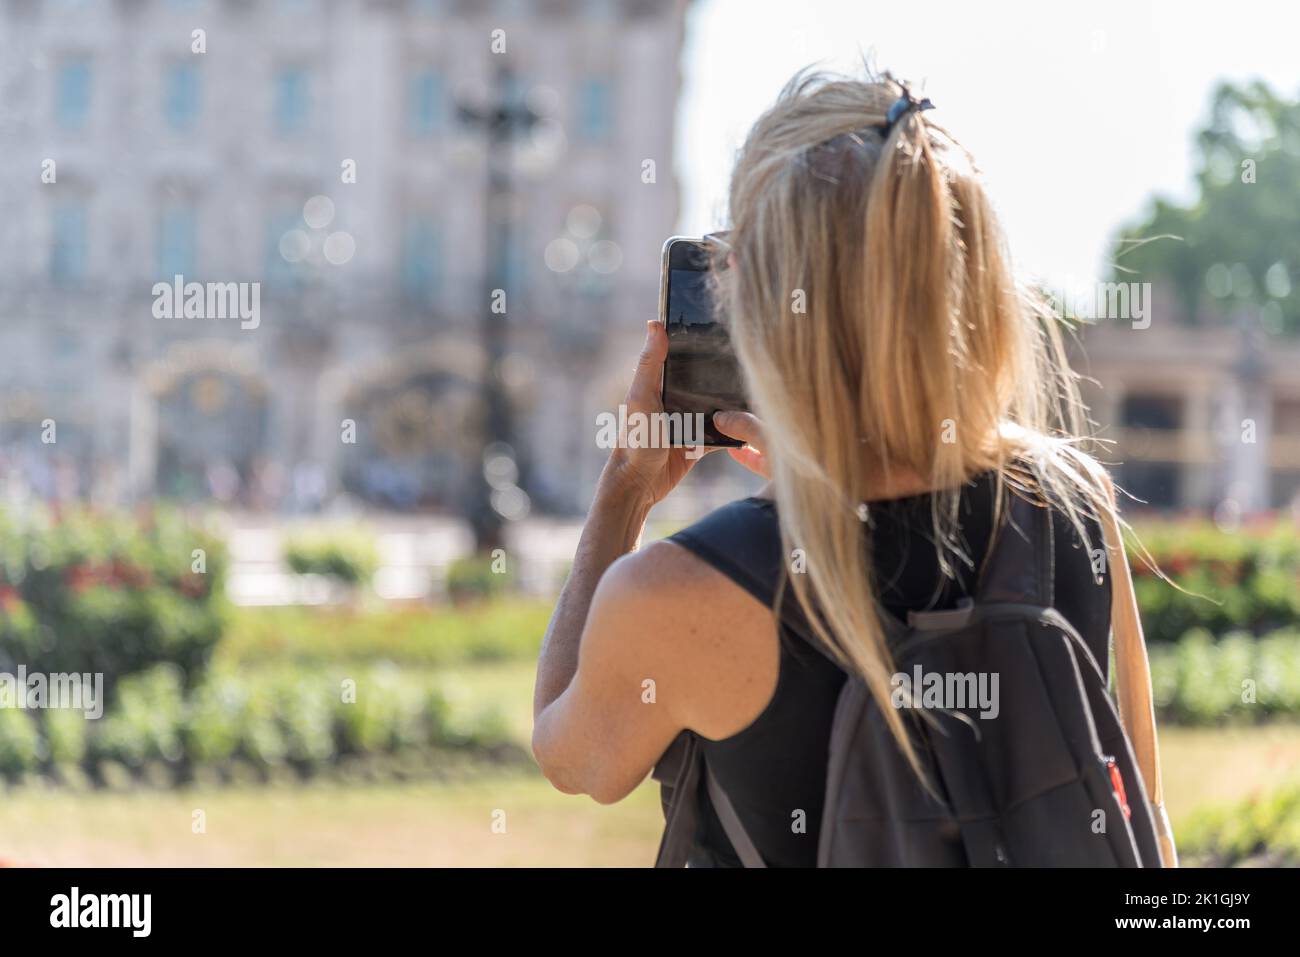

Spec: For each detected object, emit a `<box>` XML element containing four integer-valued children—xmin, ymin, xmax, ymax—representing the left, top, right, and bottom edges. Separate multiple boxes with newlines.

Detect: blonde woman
<box><xmin>532</xmin><ymin>71</ymin><xmax>1139</xmax><ymax>867</ymax></box>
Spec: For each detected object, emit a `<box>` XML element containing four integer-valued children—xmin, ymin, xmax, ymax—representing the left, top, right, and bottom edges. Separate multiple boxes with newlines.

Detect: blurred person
<box><xmin>206</xmin><ymin>458</ymin><xmax>241</xmax><ymax>504</ymax></box>
<box><xmin>532</xmin><ymin>71</ymin><xmax>1158</xmax><ymax>866</ymax></box>
<box><xmin>248</xmin><ymin>456</ymin><xmax>286</xmax><ymax>512</ymax></box>
<box><xmin>292</xmin><ymin>460</ymin><xmax>329</xmax><ymax>513</ymax></box>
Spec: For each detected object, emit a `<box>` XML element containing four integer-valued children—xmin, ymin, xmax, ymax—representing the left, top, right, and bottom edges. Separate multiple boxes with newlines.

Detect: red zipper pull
<box><xmin>1106</xmin><ymin>756</ymin><xmax>1131</xmax><ymax>820</ymax></box>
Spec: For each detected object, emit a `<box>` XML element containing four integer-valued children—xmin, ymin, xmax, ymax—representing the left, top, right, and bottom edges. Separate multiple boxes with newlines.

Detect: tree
<box><xmin>1111</xmin><ymin>81</ymin><xmax>1300</xmax><ymax>334</ymax></box>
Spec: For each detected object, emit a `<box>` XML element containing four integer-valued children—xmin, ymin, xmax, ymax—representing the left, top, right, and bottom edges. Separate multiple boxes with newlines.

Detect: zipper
<box><xmin>1103</xmin><ymin>754</ymin><xmax>1132</xmax><ymax>820</ymax></box>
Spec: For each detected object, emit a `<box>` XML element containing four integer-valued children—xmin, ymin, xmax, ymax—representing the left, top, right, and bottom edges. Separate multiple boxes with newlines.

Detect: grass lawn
<box><xmin>0</xmin><ymin>660</ymin><xmax>665</xmax><ymax>867</ymax></box>
<box><xmin>2</xmin><ymin>658</ymin><xmax>1299</xmax><ymax>866</ymax></box>
<box><xmin>1161</xmin><ymin>723</ymin><xmax>1300</xmax><ymax>824</ymax></box>
<box><xmin>0</xmin><ymin>773</ymin><xmax>664</xmax><ymax>867</ymax></box>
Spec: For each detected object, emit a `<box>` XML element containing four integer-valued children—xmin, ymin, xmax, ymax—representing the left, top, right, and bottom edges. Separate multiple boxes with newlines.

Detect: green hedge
<box><xmin>216</xmin><ymin>600</ymin><xmax>550</xmax><ymax>668</ymax></box>
<box><xmin>283</xmin><ymin>531</ymin><xmax>378</xmax><ymax>586</ymax></box>
<box><xmin>1179</xmin><ymin>781</ymin><xmax>1300</xmax><ymax>867</ymax></box>
<box><xmin>445</xmin><ymin>552</ymin><xmax>515</xmax><ymax>603</ymax></box>
<box><xmin>1150</xmin><ymin>628</ymin><xmax>1300</xmax><ymax>724</ymax></box>
<box><xmin>0</xmin><ymin>508</ymin><xmax>227</xmax><ymax>695</ymax></box>
<box><xmin>1132</xmin><ymin>521</ymin><xmax>1300</xmax><ymax>643</ymax></box>
<box><xmin>0</xmin><ymin>663</ymin><xmax>520</xmax><ymax>786</ymax></box>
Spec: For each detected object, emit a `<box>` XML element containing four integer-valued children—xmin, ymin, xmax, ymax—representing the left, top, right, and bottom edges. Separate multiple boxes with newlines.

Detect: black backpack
<box><xmin>654</xmin><ymin>493</ymin><xmax>1165</xmax><ymax>867</ymax></box>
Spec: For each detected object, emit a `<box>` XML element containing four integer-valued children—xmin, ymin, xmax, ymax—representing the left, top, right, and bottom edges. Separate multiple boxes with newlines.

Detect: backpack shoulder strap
<box><xmin>652</xmin><ymin>732</ymin><xmax>702</xmax><ymax>867</ymax></box>
<box><xmin>973</xmin><ymin>489</ymin><xmax>1055</xmax><ymax>608</ymax></box>
<box><xmin>651</xmin><ymin>733</ymin><xmax>768</xmax><ymax>868</ymax></box>
<box><xmin>704</xmin><ymin>764</ymin><xmax>767</xmax><ymax>868</ymax></box>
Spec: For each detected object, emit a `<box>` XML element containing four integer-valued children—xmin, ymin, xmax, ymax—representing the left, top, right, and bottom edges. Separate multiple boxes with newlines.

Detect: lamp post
<box><xmin>456</xmin><ymin>61</ymin><xmax>541</xmax><ymax>552</ymax></box>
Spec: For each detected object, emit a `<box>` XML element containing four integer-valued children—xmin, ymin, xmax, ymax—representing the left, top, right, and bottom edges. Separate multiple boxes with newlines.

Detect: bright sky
<box><xmin>675</xmin><ymin>0</ymin><xmax>1300</xmax><ymax>288</ymax></box>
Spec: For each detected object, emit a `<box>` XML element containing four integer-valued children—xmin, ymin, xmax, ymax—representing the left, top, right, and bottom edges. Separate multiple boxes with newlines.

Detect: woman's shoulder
<box><xmin>590</xmin><ymin>495</ymin><xmax>785</xmax><ymax>660</ymax></box>
<box><xmin>664</xmin><ymin>496</ymin><xmax>787</xmax><ymax>609</ymax></box>
<box><xmin>598</xmin><ymin>495</ymin><xmax>777</xmax><ymax>609</ymax></box>
<box><xmin>596</xmin><ymin>510</ymin><xmax>782</xmax><ymax>740</ymax></box>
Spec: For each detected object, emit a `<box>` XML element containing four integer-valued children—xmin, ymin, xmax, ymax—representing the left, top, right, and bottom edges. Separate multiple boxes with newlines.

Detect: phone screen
<box><xmin>661</xmin><ymin>239</ymin><xmax>748</xmax><ymax>447</ymax></box>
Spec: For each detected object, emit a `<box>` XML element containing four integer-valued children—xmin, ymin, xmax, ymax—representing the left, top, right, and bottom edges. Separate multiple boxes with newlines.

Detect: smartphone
<box><xmin>658</xmin><ymin>236</ymin><xmax>748</xmax><ymax>447</ymax></box>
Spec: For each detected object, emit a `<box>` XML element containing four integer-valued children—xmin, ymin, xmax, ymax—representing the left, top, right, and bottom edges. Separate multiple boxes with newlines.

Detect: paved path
<box><xmin>224</xmin><ymin>513</ymin><xmax>583</xmax><ymax>605</ymax></box>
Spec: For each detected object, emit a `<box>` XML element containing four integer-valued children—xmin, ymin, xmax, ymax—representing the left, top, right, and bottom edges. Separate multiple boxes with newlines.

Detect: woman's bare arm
<box><xmin>531</xmin><ymin>475</ymin><xmax>650</xmax><ymax>725</ymax></box>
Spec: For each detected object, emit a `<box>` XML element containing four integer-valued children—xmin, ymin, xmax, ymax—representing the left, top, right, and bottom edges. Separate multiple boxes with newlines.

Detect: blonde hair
<box><xmin>720</xmin><ymin>70</ymin><xmax>1113</xmax><ymax>777</ymax></box>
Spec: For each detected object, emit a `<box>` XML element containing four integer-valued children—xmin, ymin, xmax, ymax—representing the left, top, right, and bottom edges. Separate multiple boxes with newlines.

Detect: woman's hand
<box><xmin>713</xmin><ymin>410</ymin><xmax>770</xmax><ymax>479</ymax></box>
<box><xmin>599</xmin><ymin>321</ymin><xmax>707</xmax><ymax>507</ymax></box>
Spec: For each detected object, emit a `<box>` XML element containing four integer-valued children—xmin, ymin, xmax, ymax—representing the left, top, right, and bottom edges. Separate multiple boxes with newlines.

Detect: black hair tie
<box><xmin>878</xmin><ymin>91</ymin><xmax>935</xmax><ymax>136</ymax></box>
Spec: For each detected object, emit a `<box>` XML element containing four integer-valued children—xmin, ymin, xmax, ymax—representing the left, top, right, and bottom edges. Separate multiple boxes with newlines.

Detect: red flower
<box><xmin>108</xmin><ymin>558</ymin><xmax>153</xmax><ymax>589</ymax></box>
<box><xmin>0</xmin><ymin>585</ymin><xmax>20</xmax><ymax>613</ymax></box>
<box><xmin>62</xmin><ymin>563</ymin><xmax>95</xmax><ymax>593</ymax></box>
<box><xmin>176</xmin><ymin>574</ymin><xmax>207</xmax><ymax>599</ymax></box>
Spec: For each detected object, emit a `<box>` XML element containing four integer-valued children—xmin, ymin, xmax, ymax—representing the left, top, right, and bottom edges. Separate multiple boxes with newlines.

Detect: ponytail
<box><xmin>722</xmin><ymin>70</ymin><xmax>1114</xmax><ymax>783</ymax></box>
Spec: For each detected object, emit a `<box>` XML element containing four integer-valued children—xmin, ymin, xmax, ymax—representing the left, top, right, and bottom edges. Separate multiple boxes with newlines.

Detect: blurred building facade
<box><xmin>1076</xmin><ymin>304</ymin><xmax>1300</xmax><ymax>515</ymax></box>
<box><xmin>0</xmin><ymin>0</ymin><xmax>687</xmax><ymax>516</ymax></box>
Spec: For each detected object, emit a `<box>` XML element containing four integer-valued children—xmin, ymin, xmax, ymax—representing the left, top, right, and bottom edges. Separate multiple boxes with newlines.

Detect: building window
<box><xmin>1121</xmin><ymin>394</ymin><xmax>1183</xmax><ymax>431</ymax></box>
<box><xmin>503</xmin><ymin>234</ymin><xmax>527</xmax><ymax>294</ymax></box>
<box><xmin>266</xmin><ymin>210</ymin><xmax>303</xmax><ymax>284</ymax></box>
<box><xmin>1274</xmin><ymin>398</ymin><xmax>1300</xmax><ymax>436</ymax></box>
<box><xmin>273</xmin><ymin>67</ymin><xmax>310</xmax><ymax>135</ymax></box>
<box><xmin>163</xmin><ymin>61</ymin><xmax>201</xmax><ymax>132</ymax></box>
<box><xmin>577</xmin><ymin>77</ymin><xmax>612</xmax><ymax>142</ymax></box>
<box><xmin>157</xmin><ymin>206</ymin><xmax>198</xmax><ymax>279</ymax></box>
<box><xmin>401</xmin><ymin>217</ymin><xmax>442</xmax><ymax>302</ymax></box>
<box><xmin>408</xmin><ymin>69</ymin><xmax>446</xmax><ymax>136</ymax></box>
<box><xmin>582</xmin><ymin>0</ymin><xmax>618</xmax><ymax>18</ymax></box>
<box><xmin>1118</xmin><ymin>462</ymin><xmax>1181</xmax><ymax>510</ymax></box>
<box><xmin>51</xmin><ymin>203</ymin><xmax>88</xmax><ymax>283</ymax></box>
<box><xmin>1272</xmin><ymin>470</ymin><xmax>1300</xmax><ymax>510</ymax></box>
<box><xmin>55</xmin><ymin>58</ymin><xmax>92</xmax><ymax>131</ymax></box>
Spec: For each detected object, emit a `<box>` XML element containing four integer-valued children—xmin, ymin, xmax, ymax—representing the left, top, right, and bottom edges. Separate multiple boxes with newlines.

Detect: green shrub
<box><xmin>217</xmin><ymin>601</ymin><xmax>550</xmax><ymax>668</ymax></box>
<box><xmin>283</xmin><ymin>531</ymin><xmax>378</xmax><ymax>586</ymax></box>
<box><xmin>182</xmin><ymin>676</ymin><xmax>244</xmax><ymax>765</ymax></box>
<box><xmin>1179</xmin><ymin>781</ymin><xmax>1300</xmax><ymax>866</ymax></box>
<box><xmin>237</xmin><ymin>680</ymin><xmax>289</xmax><ymax>768</ymax></box>
<box><xmin>1131</xmin><ymin>520</ymin><xmax>1300</xmax><ymax>643</ymax></box>
<box><xmin>277</xmin><ymin>675</ymin><xmax>337</xmax><ymax>769</ymax></box>
<box><xmin>1256</xmin><ymin>631</ymin><xmax>1300</xmax><ymax>719</ymax></box>
<box><xmin>334</xmin><ymin>666</ymin><xmax>430</xmax><ymax>755</ymax></box>
<box><xmin>0</xmin><ymin>663</ymin><xmax>521</xmax><ymax>785</ymax></box>
<box><xmin>0</xmin><ymin>507</ymin><xmax>227</xmax><ymax>695</ymax></box>
<box><xmin>445</xmin><ymin>553</ymin><xmax>513</xmax><ymax>604</ymax></box>
<box><xmin>444</xmin><ymin>705</ymin><xmax>513</xmax><ymax>750</ymax></box>
<box><xmin>1150</xmin><ymin>627</ymin><xmax>1300</xmax><ymax>724</ymax></box>
<box><xmin>423</xmin><ymin>688</ymin><xmax>453</xmax><ymax>744</ymax></box>
<box><xmin>0</xmin><ymin>708</ymin><xmax>41</xmax><ymax>775</ymax></box>
<box><xmin>43</xmin><ymin>707</ymin><xmax>88</xmax><ymax>766</ymax></box>
<box><xmin>91</xmin><ymin>665</ymin><xmax>186</xmax><ymax>767</ymax></box>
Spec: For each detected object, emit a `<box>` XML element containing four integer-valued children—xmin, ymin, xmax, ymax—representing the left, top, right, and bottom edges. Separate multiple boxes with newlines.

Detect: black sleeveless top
<box><xmin>665</xmin><ymin>471</ymin><xmax>1111</xmax><ymax>867</ymax></box>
